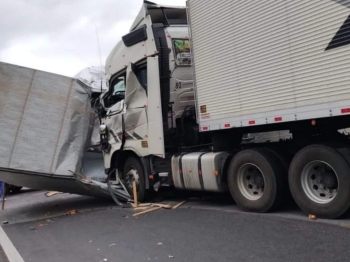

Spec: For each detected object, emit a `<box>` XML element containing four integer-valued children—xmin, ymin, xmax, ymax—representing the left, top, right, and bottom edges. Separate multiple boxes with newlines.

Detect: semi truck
<box><xmin>1</xmin><ymin>0</ymin><xmax>350</xmax><ymax>219</ymax></box>
<box><xmin>98</xmin><ymin>0</ymin><xmax>350</xmax><ymax>219</ymax></box>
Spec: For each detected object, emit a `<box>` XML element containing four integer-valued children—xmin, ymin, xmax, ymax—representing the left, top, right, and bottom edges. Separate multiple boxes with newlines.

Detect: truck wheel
<box><xmin>227</xmin><ymin>148</ymin><xmax>285</xmax><ymax>213</ymax></box>
<box><xmin>289</xmin><ymin>145</ymin><xmax>350</xmax><ymax>219</ymax></box>
<box><xmin>123</xmin><ymin>156</ymin><xmax>146</xmax><ymax>202</ymax></box>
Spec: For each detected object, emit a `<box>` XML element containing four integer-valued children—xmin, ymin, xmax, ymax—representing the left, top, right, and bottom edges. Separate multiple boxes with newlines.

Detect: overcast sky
<box><xmin>0</xmin><ymin>0</ymin><xmax>186</xmax><ymax>77</ymax></box>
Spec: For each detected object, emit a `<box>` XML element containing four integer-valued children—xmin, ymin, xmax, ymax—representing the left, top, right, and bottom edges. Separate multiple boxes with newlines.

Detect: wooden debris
<box><xmin>172</xmin><ymin>201</ymin><xmax>186</xmax><ymax>209</ymax></box>
<box><xmin>65</xmin><ymin>210</ymin><xmax>77</xmax><ymax>215</ymax></box>
<box><xmin>133</xmin><ymin>181</ymin><xmax>138</xmax><ymax>208</ymax></box>
<box><xmin>131</xmin><ymin>203</ymin><xmax>151</xmax><ymax>208</ymax></box>
<box><xmin>152</xmin><ymin>203</ymin><xmax>172</xmax><ymax>209</ymax></box>
<box><xmin>45</xmin><ymin>191</ymin><xmax>63</xmax><ymax>197</ymax></box>
<box><xmin>133</xmin><ymin>206</ymin><xmax>162</xmax><ymax>217</ymax></box>
<box><xmin>134</xmin><ymin>207</ymin><xmax>150</xmax><ymax>211</ymax></box>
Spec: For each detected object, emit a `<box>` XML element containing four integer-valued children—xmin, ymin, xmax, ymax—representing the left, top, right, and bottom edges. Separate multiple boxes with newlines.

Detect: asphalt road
<box><xmin>1</xmin><ymin>189</ymin><xmax>350</xmax><ymax>262</ymax></box>
<box><xmin>0</xmin><ymin>245</ymin><xmax>9</xmax><ymax>262</ymax></box>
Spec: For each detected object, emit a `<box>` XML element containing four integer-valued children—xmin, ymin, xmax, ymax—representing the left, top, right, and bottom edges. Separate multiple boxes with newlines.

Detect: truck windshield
<box><xmin>173</xmin><ymin>39</ymin><xmax>191</xmax><ymax>66</ymax></box>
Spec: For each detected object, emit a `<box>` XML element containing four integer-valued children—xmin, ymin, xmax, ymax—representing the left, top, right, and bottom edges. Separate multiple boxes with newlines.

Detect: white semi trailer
<box><xmin>99</xmin><ymin>0</ymin><xmax>350</xmax><ymax>219</ymax></box>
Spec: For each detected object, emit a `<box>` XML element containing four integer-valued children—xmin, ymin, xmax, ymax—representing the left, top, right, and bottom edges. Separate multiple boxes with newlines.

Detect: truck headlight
<box><xmin>99</xmin><ymin>124</ymin><xmax>107</xmax><ymax>135</ymax></box>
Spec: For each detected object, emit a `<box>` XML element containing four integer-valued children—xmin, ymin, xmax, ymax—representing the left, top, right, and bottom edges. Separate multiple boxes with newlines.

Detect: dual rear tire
<box><xmin>289</xmin><ymin>145</ymin><xmax>350</xmax><ymax>219</ymax></box>
<box><xmin>228</xmin><ymin>145</ymin><xmax>350</xmax><ymax>218</ymax></box>
<box><xmin>227</xmin><ymin>148</ymin><xmax>288</xmax><ymax>213</ymax></box>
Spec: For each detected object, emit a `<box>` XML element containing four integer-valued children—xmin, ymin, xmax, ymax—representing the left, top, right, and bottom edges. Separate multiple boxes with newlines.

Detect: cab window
<box><xmin>113</xmin><ymin>76</ymin><xmax>125</xmax><ymax>94</ymax></box>
<box><xmin>103</xmin><ymin>74</ymin><xmax>125</xmax><ymax>109</ymax></box>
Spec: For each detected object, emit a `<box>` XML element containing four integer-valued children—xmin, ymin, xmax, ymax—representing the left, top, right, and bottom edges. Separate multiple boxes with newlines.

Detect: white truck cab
<box><xmin>99</xmin><ymin>1</ymin><xmax>201</xmax><ymax>199</ymax></box>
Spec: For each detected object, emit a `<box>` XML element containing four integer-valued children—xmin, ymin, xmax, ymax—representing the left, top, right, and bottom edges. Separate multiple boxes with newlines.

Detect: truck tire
<box><xmin>289</xmin><ymin>144</ymin><xmax>350</xmax><ymax>219</ymax></box>
<box><xmin>124</xmin><ymin>156</ymin><xmax>146</xmax><ymax>202</ymax></box>
<box><xmin>227</xmin><ymin>148</ymin><xmax>285</xmax><ymax>213</ymax></box>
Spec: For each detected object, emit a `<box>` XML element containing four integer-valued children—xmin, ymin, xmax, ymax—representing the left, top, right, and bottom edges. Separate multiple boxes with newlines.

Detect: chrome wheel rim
<box><xmin>237</xmin><ymin>163</ymin><xmax>265</xmax><ymax>201</ymax></box>
<box><xmin>301</xmin><ymin>161</ymin><xmax>338</xmax><ymax>204</ymax></box>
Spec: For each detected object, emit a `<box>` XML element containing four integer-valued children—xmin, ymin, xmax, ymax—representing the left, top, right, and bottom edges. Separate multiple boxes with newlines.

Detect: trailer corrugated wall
<box><xmin>0</xmin><ymin>62</ymin><xmax>92</xmax><ymax>176</ymax></box>
<box><xmin>188</xmin><ymin>0</ymin><xmax>350</xmax><ymax>130</ymax></box>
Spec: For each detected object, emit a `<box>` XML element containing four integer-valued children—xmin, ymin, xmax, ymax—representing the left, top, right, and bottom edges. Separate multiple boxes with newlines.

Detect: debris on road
<box><xmin>152</xmin><ymin>204</ymin><xmax>172</xmax><ymax>209</ymax></box>
<box><xmin>172</xmin><ymin>201</ymin><xmax>186</xmax><ymax>209</ymax></box>
<box><xmin>131</xmin><ymin>203</ymin><xmax>151</xmax><ymax>208</ymax></box>
<box><xmin>131</xmin><ymin>200</ymin><xmax>187</xmax><ymax>217</ymax></box>
<box><xmin>109</xmin><ymin>243</ymin><xmax>116</xmax><ymax>247</ymax></box>
<box><xmin>134</xmin><ymin>207</ymin><xmax>149</xmax><ymax>211</ymax></box>
<box><xmin>157</xmin><ymin>242</ymin><xmax>163</xmax><ymax>245</ymax></box>
<box><xmin>65</xmin><ymin>210</ymin><xmax>77</xmax><ymax>215</ymax></box>
<box><xmin>45</xmin><ymin>191</ymin><xmax>63</xmax><ymax>197</ymax></box>
<box><xmin>169</xmin><ymin>255</ymin><xmax>174</xmax><ymax>259</ymax></box>
<box><xmin>2</xmin><ymin>220</ymin><xmax>8</xmax><ymax>225</ymax></box>
<box><xmin>133</xmin><ymin>181</ymin><xmax>138</xmax><ymax>208</ymax></box>
<box><xmin>309</xmin><ymin>214</ymin><xmax>317</xmax><ymax>220</ymax></box>
<box><xmin>133</xmin><ymin>206</ymin><xmax>162</xmax><ymax>217</ymax></box>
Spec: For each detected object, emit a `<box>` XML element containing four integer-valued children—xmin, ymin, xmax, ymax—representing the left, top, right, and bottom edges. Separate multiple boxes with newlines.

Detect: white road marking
<box><xmin>0</xmin><ymin>226</ymin><xmax>25</xmax><ymax>262</ymax></box>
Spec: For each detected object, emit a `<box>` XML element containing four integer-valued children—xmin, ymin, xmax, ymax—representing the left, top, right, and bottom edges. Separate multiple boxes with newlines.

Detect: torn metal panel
<box><xmin>0</xmin><ymin>152</ymin><xmax>131</xmax><ymax>200</ymax></box>
<box><xmin>0</xmin><ymin>62</ymin><xmax>131</xmax><ymax>202</ymax></box>
<box><xmin>125</xmin><ymin>64</ymin><xmax>147</xmax><ymax>109</ymax></box>
<box><xmin>74</xmin><ymin>66</ymin><xmax>108</xmax><ymax>93</ymax></box>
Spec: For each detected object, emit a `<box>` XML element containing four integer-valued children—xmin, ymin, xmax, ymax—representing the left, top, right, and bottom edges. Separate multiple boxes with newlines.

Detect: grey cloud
<box><xmin>0</xmin><ymin>0</ymin><xmax>185</xmax><ymax>76</ymax></box>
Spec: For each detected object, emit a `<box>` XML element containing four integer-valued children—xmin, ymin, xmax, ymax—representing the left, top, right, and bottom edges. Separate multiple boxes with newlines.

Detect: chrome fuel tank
<box><xmin>171</xmin><ymin>152</ymin><xmax>230</xmax><ymax>192</ymax></box>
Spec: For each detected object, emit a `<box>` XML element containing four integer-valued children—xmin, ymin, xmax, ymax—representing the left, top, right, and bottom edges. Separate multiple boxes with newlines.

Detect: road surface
<box><xmin>1</xmin><ymin>189</ymin><xmax>350</xmax><ymax>262</ymax></box>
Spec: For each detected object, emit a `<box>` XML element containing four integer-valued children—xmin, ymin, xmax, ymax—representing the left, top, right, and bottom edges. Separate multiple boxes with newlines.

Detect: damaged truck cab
<box><xmin>99</xmin><ymin>2</ymin><xmax>195</xmax><ymax>200</ymax></box>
